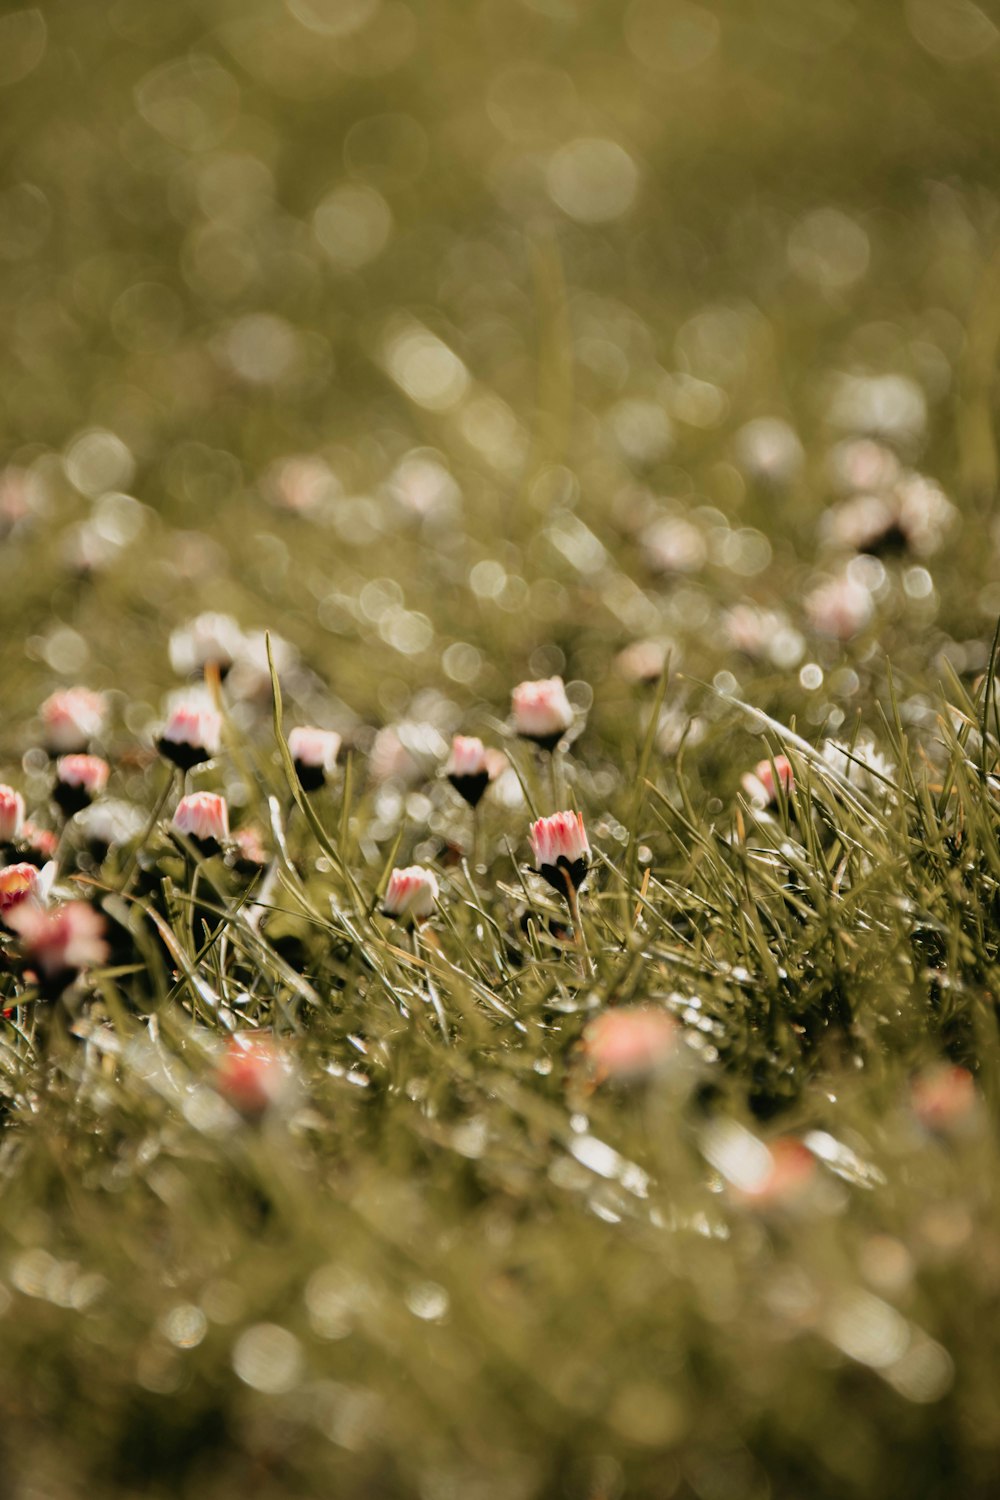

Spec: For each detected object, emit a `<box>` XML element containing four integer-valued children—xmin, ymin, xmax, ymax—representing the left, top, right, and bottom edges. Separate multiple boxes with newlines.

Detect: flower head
<box><xmin>382</xmin><ymin>865</ymin><xmax>439</xmax><ymax>923</ymax></box>
<box><xmin>40</xmin><ymin>688</ymin><xmax>107</xmax><ymax>754</ymax></box>
<box><xmin>169</xmin><ymin>612</ymin><xmax>245</xmax><ymax>680</ymax></box>
<box><xmin>911</xmin><ymin>1065</ymin><xmax>976</xmax><ymax>1134</ymax></box>
<box><xmin>582</xmin><ymin>1007</ymin><xmax>677</xmax><ymax>1082</ymax></box>
<box><xmin>288</xmin><ymin>726</ymin><xmax>342</xmax><ymax>792</ymax></box>
<box><xmin>0</xmin><ymin>863</ymin><xmax>42</xmax><ymax>922</ymax></box>
<box><xmin>157</xmin><ymin>701</ymin><xmax>222</xmax><ymax>770</ymax></box>
<box><xmin>529</xmin><ymin>810</ymin><xmax>590</xmax><ymax>893</ymax></box>
<box><xmin>54</xmin><ymin>754</ymin><xmax>109</xmax><ymax>816</ymax></box>
<box><xmin>8</xmin><ymin>900</ymin><xmax>109</xmax><ymax>993</ymax></box>
<box><xmin>741</xmin><ymin>755</ymin><xmax>794</xmax><ymax>810</ymax></box>
<box><xmin>511</xmin><ymin>676</ymin><xmax>574</xmax><ymax>748</ymax></box>
<box><xmin>445</xmin><ymin>735</ymin><xmax>501</xmax><ymax>808</ymax></box>
<box><xmin>216</xmin><ymin>1034</ymin><xmax>291</xmax><ymax>1118</ymax></box>
<box><xmin>804</xmin><ymin>572</ymin><xmax>873</xmax><ymax>640</ymax></box>
<box><xmin>173</xmin><ymin>792</ymin><xmax>229</xmax><ymax>848</ymax></box>
<box><xmin>0</xmin><ymin>785</ymin><xmax>25</xmax><ymax>844</ymax></box>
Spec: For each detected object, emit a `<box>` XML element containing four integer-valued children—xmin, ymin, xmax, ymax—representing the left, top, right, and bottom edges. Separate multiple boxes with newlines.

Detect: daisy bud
<box><xmin>40</xmin><ymin>687</ymin><xmax>107</xmax><ymax>754</ymax></box>
<box><xmin>287</xmin><ymin>725</ymin><xmax>342</xmax><ymax>793</ymax></box>
<box><xmin>911</xmin><ymin>1065</ymin><xmax>976</xmax><ymax>1134</ymax></box>
<box><xmin>168</xmin><ymin>611</ymin><xmax>244</xmax><ymax>680</ymax></box>
<box><xmin>0</xmin><ymin>786</ymin><xmax>24</xmax><ymax>844</ymax></box>
<box><xmin>804</xmin><ymin>572</ymin><xmax>873</xmax><ymax>640</ymax></box>
<box><xmin>582</xmin><ymin>1007</ymin><xmax>677</xmax><ymax>1083</ymax></box>
<box><xmin>529</xmin><ymin>810</ymin><xmax>590</xmax><ymax>894</ymax></box>
<box><xmin>382</xmin><ymin>864</ymin><xmax>439</xmax><ymax>924</ymax></box>
<box><xmin>173</xmin><ymin>792</ymin><xmax>230</xmax><ymax>851</ymax></box>
<box><xmin>741</xmin><ymin>755</ymin><xmax>794</xmax><ymax>810</ymax></box>
<box><xmin>445</xmin><ymin>735</ymin><xmax>497</xmax><ymax>808</ymax></box>
<box><xmin>232</xmin><ymin>825</ymin><xmax>268</xmax><ymax>870</ymax></box>
<box><xmin>157</xmin><ymin>702</ymin><xmax>222</xmax><ymax>771</ymax></box>
<box><xmin>216</xmin><ymin>1034</ymin><xmax>291</xmax><ymax>1118</ymax></box>
<box><xmin>734</xmin><ymin>1138</ymin><xmax>817</xmax><ymax>1207</ymax></box>
<box><xmin>19</xmin><ymin>821</ymin><xmax>58</xmax><ymax>866</ymax></box>
<box><xmin>54</xmin><ymin>754</ymin><xmax>110</xmax><ymax>816</ymax></box>
<box><xmin>7</xmin><ymin>900</ymin><xmax>109</xmax><ymax>995</ymax></box>
<box><xmin>0</xmin><ymin>863</ymin><xmax>42</xmax><ymax>924</ymax></box>
<box><xmin>511</xmin><ymin>676</ymin><xmax>574</xmax><ymax>750</ymax></box>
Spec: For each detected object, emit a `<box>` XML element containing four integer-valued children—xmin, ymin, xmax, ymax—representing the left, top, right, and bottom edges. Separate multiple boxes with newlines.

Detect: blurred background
<box><xmin>1</xmin><ymin>0</ymin><xmax>999</xmax><ymax>732</ymax></box>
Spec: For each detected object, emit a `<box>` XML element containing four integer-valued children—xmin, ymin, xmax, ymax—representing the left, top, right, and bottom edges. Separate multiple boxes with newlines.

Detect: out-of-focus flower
<box><xmin>445</xmin><ymin>735</ymin><xmax>502</xmax><ymax>808</ymax></box>
<box><xmin>173</xmin><ymin>792</ymin><xmax>230</xmax><ymax>849</ymax></box>
<box><xmin>827</xmin><ymin>437</ymin><xmax>901</xmax><ymax>495</ymax></box>
<box><xmin>216</xmin><ymin>1034</ymin><xmax>292</xmax><ymax>1118</ymax></box>
<box><xmin>822</xmin><ymin>737</ymin><xmax>896</xmax><ymax>797</ymax></box>
<box><xmin>75</xmin><ymin>799</ymin><xmax>145</xmax><ymax>860</ymax></box>
<box><xmin>614</xmin><ymin>639</ymin><xmax>669</xmax><ymax>685</ymax></box>
<box><xmin>804</xmin><ymin>572</ymin><xmax>874</xmax><ymax>640</ymax></box>
<box><xmin>640</xmin><ymin>515</ymin><xmax>707</xmax><ymax>575</ymax></box>
<box><xmin>529</xmin><ymin>810</ymin><xmax>590</xmax><ymax>893</ymax></box>
<box><xmin>911</xmin><ymin>1065</ymin><xmax>976</xmax><ymax>1134</ymax></box>
<box><xmin>54</xmin><ymin>754</ymin><xmax>109</xmax><ymax>816</ymax></box>
<box><xmin>582</xmin><ymin>1006</ymin><xmax>678</xmax><ymax>1082</ymax></box>
<box><xmin>822</xmin><ymin>473</ymin><xmax>954</xmax><ymax>559</ymax></box>
<box><xmin>20</xmin><ymin>821</ymin><xmax>58</xmax><ymax>864</ymax></box>
<box><xmin>734</xmin><ymin>1137</ymin><xmax>817</xmax><ymax>1206</ymax></box>
<box><xmin>734</xmin><ymin>417</ymin><xmax>804</xmax><ymax>487</ymax></box>
<box><xmin>263</xmin><ymin>454</ymin><xmax>338</xmax><ymax>516</ymax></box>
<box><xmin>511</xmin><ymin>676</ymin><xmax>574</xmax><ymax>749</ymax></box>
<box><xmin>8</xmin><ymin>900</ymin><xmax>109</xmax><ymax>993</ymax></box>
<box><xmin>232</xmin><ymin>825</ymin><xmax>268</xmax><ymax>870</ymax></box>
<box><xmin>287</xmin><ymin>726</ymin><xmax>342</xmax><ymax>793</ymax></box>
<box><xmin>0</xmin><ymin>786</ymin><xmax>25</xmax><ymax>844</ymax></box>
<box><xmin>0</xmin><ymin>863</ymin><xmax>42</xmax><ymax>922</ymax></box>
<box><xmin>741</xmin><ymin>755</ymin><xmax>794</xmax><ymax>809</ymax></box>
<box><xmin>157</xmin><ymin>702</ymin><xmax>223</xmax><ymax>770</ymax></box>
<box><xmin>169</xmin><ymin>612</ymin><xmax>245</xmax><ymax>680</ymax></box>
<box><xmin>724</xmin><ymin>604</ymin><xmax>804</xmax><ymax>670</ymax></box>
<box><xmin>382</xmin><ymin>865</ymin><xmax>439</xmax><ymax>923</ymax></box>
<box><xmin>41</xmin><ymin>688</ymin><xmax>107</xmax><ymax>754</ymax></box>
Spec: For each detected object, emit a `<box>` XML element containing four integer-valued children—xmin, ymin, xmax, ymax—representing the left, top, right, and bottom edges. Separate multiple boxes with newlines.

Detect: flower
<box><xmin>173</xmin><ymin>792</ymin><xmax>230</xmax><ymax>847</ymax></box>
<box><xmin>8</xmin><ymin>900</ymin><xmax>109</xmax><ymax>993</ymax></box>
<box><xmin>0</xmin><ymin>863</ymin><xmax>42</xmax><ymax>922</ymax></box>
<box><xmin>734</xmin><ymin>1138</ymin><xmax>817</xmax><ymax>1206</ymax></box>
<box><xmin>804</xmin><ymin>572</ymin><xmax>873</xmax><ymax>640</ymax></box>
<box><xmin>287</xmin><ymin>726</ymin><xmax>342</xmax><ymax>792</ymax></box>
<box><xmin>216</xmin><ymin>1034</ymin><xmax>291</xmax><ymax>1118</ymax></box>
<box><xmin>54</xmin><ymin>754</ymin><xmax>109</xmax><ymax>816</ymax></box>
<box><xmin>614</xmin><ymin>639</ymin><xmax>669</xmax><ymax>685</ymax></box>
<box><xmin>20</xmin><ymin>821</ymin><xmax>58</xmax><ymax>864</ymax></box>
<box><xmin>157</xmin><ymin>701</ymin><xmax>222</xmax><ymax>770</ymax></box>
<box><xmin>582</xmin><ymin>1007</ymin><xmax>677</xmax><ymax>1082</ymax></box>
<box><xmin>511</xmin><ymin>676</ymin><xmax>574</xmax><ymax>748</ymax></box>
<box><xmin>40</xmin><ymin>687</ymin><xmax>107</xmax><ymax>754</ymax></box>
<box><xmin>75</xmin><ymin>799</ymin><xmax>145</xmax><ymax>858</ymax></box>
<box><xmin>822</xmin><ymin>737</ymin><xmax>896</xmax><ymax>797</ymax></box>
<box><xmin>382</xmin><ymin>865</ymin><xmax>439</xmax><ymax>923</ymax></box>
<box><xmin>0</xmin><ymin>785</ymin><xmax>25</xmax><ymax>844</ymax></box>
<box><xmin>232</xmin><ymin>825</ymin><xmax>268</xmax><ymax>869</ymax></box>
<box><xmin>741</xmin><ymin>755</ymin><xmax>794</xmax><ymax>810</ymax></box>
<box><xmin>529</xmin><ymin>810</ymin><xmax>590</xmax><ymax>894</ymax></box>
<box><xmin>168</xmin><ymin>612</ymin><xmax>245</xmax><ymax>679</ymax></box>
<box><xmin>445</xmin><ymin>735</ymin><xmax>502</xmax><ymax>808</ymax></box>
<box><xmin>911</xmin><ymin>1065</ymin><xmax>976</xmax><ymax>1133</ymax></box>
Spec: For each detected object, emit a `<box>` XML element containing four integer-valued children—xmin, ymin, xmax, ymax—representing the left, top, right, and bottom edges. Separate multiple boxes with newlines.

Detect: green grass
<box><xmin>3</xmin><ymin>0</ymin><xmax>1000</xmax><ymax>1494</ymax></box>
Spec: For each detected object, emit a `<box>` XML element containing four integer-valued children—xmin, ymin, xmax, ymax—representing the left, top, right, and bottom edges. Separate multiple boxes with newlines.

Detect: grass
<box><xmin>3</xmin><ymin>0</ymin><xmax>1000</xmax><ymax>1494</ymax></box>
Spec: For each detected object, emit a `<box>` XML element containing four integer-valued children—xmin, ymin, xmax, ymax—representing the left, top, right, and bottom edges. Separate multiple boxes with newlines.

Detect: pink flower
<box><xmin>0</xmin><ymin>786</ymin><xmax>24</xmax><ymax>843</ymax></box>
<box><xmin>529</xmin><ymin>810</ymin><xmax>590</xmax><ymax>892</ymax></box>
<box><xmin>157</xmin><ymin>702</ymin><xmax>222</xmax><ymax>770</ymax></box>
<box><xmin>445</xmin><ymin>735</ymin><xmax>501</xmax><ymax>808</ymax></box>
<box><xmin>741</xmin><ymin>755</ymin><xmax>794</xmax><ymax>809</ymax></box>
<box><xmin>8</xmin><ymin>900</ymin><xmax>109</xmax><ymax>991</ymax></box>
<box><xmin>582</xmin><ymin>1007</ymin><xmax>677</xmax><ymax>1082</ymax></box>
<box><xmin>614</xmin><ymin>639</ymin><xmax>668</xmax><ymax>685</ymax></box>
<box><xmin>511</xmin><ymin>676</ymin><xmax>574</xmax><ymax>747</ymax></box>
<box><xmin>911</xmin><ymin>1065</ymin><xmax>976</xmax><ymax>1133</ymax></box>
<box><xmin>216</xmin><ymin>1034</ymin><xmax>291</xmax><ymax>1117</ymax></box>
<box><xmin>173</xmin><ymin>792</ymin><xmax>229</xmax><ymax>845</ymax></box>
<box><xmin>382</xmin><ymin>865</ymin><xmax>439</xmax><ymax>923</ymax></box>
<box><xmin>21</xmin><ymin>821</ymin><xmax>57</xmax><ymax>862</ymax></box>
<box><xmin>54</xmin><ymin>754</ymin><xmax>109</xmax><ymax>815</ymax></box>
<box><xmin>40</xmin><ymin>687</ymin><xmax>107</xmax><ymax>754</ymax></box>
<box><xmin>804</xmin><ymin>572</ymin><xmax>873</xmax><ymax>640</ymax></box>
<box><xmin>288</xmin><ymin>726</ymin><xmax>342</xmax><ymax>792</ymax></box>
<box><xmin>734</xmin><ymin>1138</ymin><xmax>817</xmax><ymax>1206</ymax></box>
<box><xmin>0</xmin><ymin>863</ymin><xmax>41</xmax><ymax>920</ymax></box>
<box><xmin>233</xmin><ymin>825</ymin><xmax>267</xmax><ymax>868</ymax></box>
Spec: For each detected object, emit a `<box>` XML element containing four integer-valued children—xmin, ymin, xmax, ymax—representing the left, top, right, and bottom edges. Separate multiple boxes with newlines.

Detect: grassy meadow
<box><xmin>2</xmin><ymin>0</ymin><xmax>1000</xmax><ymax>1495</ymax></box>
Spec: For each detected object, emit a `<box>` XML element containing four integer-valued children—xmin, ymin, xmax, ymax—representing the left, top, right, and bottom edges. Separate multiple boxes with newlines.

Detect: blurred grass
<box><xmin>2</xmin><ymin>0</ymin><xmax>1000</xmax><ymax>1496</ymax></box>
